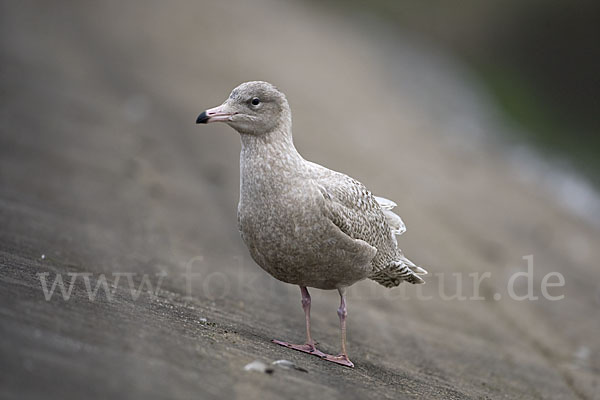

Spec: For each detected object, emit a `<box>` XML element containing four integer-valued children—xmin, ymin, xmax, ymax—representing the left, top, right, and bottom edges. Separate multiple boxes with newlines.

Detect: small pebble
<box><xmin>243</xmin><ymin>360</ymin><xmax>273</xmax><ymax>374</ymax></box>
<box><xmin>40</xmin><ymin>254</ymin><xmax>46</xmax><ymax>260</ymax></box>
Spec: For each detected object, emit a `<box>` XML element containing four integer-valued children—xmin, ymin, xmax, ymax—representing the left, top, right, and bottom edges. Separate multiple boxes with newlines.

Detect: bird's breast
<box><xmin>236</xmin><ymin>186</ymin><xmax>372</xmax><ymax>289</ymax></box>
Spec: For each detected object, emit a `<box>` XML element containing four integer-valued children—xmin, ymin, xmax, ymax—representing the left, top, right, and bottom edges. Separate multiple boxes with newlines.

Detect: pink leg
<box><xmin>324</xmin><ymin>287</ymin><xmax>354</xmax><ymax>367</ymax></box>
<box><xmin>272</xmin><ymin>286</ymin><xmax>326</xmax><ymax>358</ymax></box>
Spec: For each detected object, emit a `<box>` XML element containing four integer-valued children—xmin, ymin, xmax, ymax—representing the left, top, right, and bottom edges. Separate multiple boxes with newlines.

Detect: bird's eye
<box><xmin>251</xmin><ymin>97</ymin><xmax>260</xmax><ymax>106</ymax></box>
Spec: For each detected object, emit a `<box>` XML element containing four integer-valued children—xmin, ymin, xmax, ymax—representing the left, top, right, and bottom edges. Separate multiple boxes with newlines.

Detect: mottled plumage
<box><xmin>307</xmin><ymin>161</ymin><xmax>425</xmax><ymax>287</ymax></box>
<box><xmin>197</xmin><ymin>81</ymin><xmax>426</xmax><ymax>367</ymax></box>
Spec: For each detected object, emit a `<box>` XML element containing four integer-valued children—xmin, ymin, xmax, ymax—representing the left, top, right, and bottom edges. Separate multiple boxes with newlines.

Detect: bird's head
<box><xmin>197</xmin><ymin>81</ymin><xmax>291</xmax><ymax>136</ymax></box>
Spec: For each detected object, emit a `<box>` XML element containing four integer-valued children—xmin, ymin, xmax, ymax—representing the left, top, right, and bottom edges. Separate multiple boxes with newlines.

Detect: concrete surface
<box><xmin>1</xmin><ymin>1</ymin><xmax>599</xmax><ymax>399</ymax></box>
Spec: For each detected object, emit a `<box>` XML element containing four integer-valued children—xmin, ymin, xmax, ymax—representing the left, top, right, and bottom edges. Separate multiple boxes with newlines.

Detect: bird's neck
<box><xmin>239</xmin><ymin>128</ymin><xmax>306</xmax><ymax>193</ymax></box>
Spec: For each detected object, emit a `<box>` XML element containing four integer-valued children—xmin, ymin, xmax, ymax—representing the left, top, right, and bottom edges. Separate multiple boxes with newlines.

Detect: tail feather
<box><xmin>383</xmin><ymin>209</ymin><xmax>406</xmax><ymax>236</ymax></box>
<box><xmin>372</xmin><ymin>195</ymin><xmax>428</xmax><ymax>287</ymax></box>
<box><xmin>411</xmin><ymin>265</ymin><xmax>428</xmax><ymax>275</ymax></box>
<box><xmin>373</xmin><ymin>196</ymin><xmax>397</xmax><ymax>210</ymax></box>
<box><xmin>374</xmin><ymin>195</ymin><xmax>406</xmax><ymax>236</ymax></box>
<box><xmin>401</xmin><ymin>254</ymin><xmax>428</xmax><ymax>275</ymax></box>
<box><xmin>369</xmin><ymin>259</ymin><xmax>427</xmax><ymax>288</ymax></box>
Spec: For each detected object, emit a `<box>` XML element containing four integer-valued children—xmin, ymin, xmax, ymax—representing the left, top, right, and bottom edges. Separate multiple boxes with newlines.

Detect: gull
<box><xmin>197</xmin><ymin>81</ymin><xmax>426</xmax><ymax>367</ymax></box>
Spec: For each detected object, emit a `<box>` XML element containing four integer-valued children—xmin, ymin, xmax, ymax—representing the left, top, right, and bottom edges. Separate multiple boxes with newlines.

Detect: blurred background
<box><xmin>1</xmin><ymin>1</ymin><xmax>599</xmax><ymax>399</ymax></box>
<box><xmin>333</xmin><ymin>0</ymin><xmax>600</xmax><ymax>186</ymax></box>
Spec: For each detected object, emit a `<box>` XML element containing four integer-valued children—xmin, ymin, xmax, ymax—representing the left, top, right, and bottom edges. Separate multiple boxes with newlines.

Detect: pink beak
<box><xmin>196</xmin><ymin>104</ymin><xmax>235</xmax><ymax>124</ymax></box>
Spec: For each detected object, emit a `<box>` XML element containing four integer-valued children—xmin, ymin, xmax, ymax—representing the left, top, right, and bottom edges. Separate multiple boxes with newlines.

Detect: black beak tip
<box><xmin>196</xmin><ymin>111</ymin><xmax>209</xmax><ymax>124</ymax></box>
